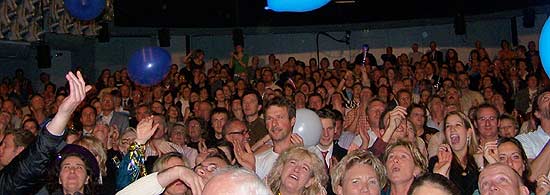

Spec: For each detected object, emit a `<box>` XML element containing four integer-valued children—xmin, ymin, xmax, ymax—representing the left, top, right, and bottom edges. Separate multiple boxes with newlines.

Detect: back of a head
<box><xmin>203</xmin><ymin>167</ymin><xmax>272</xmax><ymax>195</ymax></box>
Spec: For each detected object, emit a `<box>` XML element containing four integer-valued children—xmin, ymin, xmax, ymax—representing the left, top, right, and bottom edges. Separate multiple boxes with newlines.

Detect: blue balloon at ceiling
<box><xmin>540</xmin><ymin>17</ymin><xmax>550</xmax><ymax>77</ymax></box>
<box><xmin>64</xmin><ymin>0</ymin><xmax>106</xmax><ymax>21</ymax></box>
<box><xmin>127</xmin><ymin>47</ymin><xmax>172</xmax><ymax>87</ymax></box>
<box><xmin>266</xmin><ymin>0</ymin><xmax>330</xmax><ymax>12</ymax></box>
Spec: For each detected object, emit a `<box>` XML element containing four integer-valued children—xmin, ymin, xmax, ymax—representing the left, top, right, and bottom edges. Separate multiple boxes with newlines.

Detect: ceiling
<box><xmin>113</xmin><ymin>0</ymin><xmax>543</xmax><ymax>29</ymax></box>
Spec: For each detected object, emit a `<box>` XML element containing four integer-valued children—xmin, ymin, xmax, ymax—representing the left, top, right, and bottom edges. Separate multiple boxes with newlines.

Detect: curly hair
<box><xmin>266</xmin><ymin>147</ymin><xmax>328</xmax><ymax>195</ymax></box>
<box><xmin>383</xmin><ymin>140</ymin><xmax>428</xmax><ymax>175</ymax></box>
<box><xmin>331</xmin><ymin>150</ymin><xmax>387</xmax><ymax>192</ymax></box>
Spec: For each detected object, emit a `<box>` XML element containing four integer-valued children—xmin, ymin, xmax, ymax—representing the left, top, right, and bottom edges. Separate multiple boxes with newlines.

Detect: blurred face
<box><xmin>163</xmin><ymin>157</ymin><xmax>189</xmax><ymax>195</ymax></box>
<box><xmin>499</xmin><ymin>119</ymin><xmax>517</xmax><ymax>138</ymax></box>
<box><xmin>119</xmin><ymin>132</ymin><xmax>136</xmax><ymax>154</ymax></box>
<box><xmin>188</xmin><ymin>120</ymin><xmax>202</xmax><ymax>140</ymax></box>
<box><xmin>23</xmin><ymin>121</ymin><xmax>38</xmax><ymax>134</ymax></box>
<box><xmin>59</xmin><ymin>156</ymin><xmax>89</xmax><ymax>194</ymax></box>
<box><xmin>80</xmin><ymin>107</ymin><xmax>96</xmax><ymax>127</ymax></box>
<box><xmin>281</xmin><ymin>157</ymin><xmax>314</xmax><ymax>193</ymax></box>
<box><xmin>409</xmin><ymin>107</ymin><xmax>426</xmax><ymax>127</ymax></box>
<box><xmin>242</xmin><ymin>94</ymin><xmax>260</xmax><ymax>117</ymax></box>
<box><xmin>497</xmin><ymin>142</ymin><xmax>525</xmax><ymax>176</ymax></box>
<box><xmin>224</xmin><ymin>121</ymin><xmax>249</xmax><ymax>143</ymax></box>
<box><xmin>265</xmin><ymin>105</ymin><xmax>295</xmax><ymax>142</ymax></box>
<box><xmin>0</xmin><ymin>134</ymin><xmax>25</xmax><ymax>166</ymax></box>
<box><xmin>152</xmin><ymin>116</ymin><xmax>166</xmax><ymax>139</ymax></box>
<box><xmin>195</xmin><ymin>157</ymin><xmax>228</xmax><ymax>181</ymax></box>
<box><xmin>337</xmin><ymin>164</ymin><xmax>381</xmax><ymax>195</ymax></box>
<box><xmin>397</xmin><ymin>92</ymin><xmax>411</xmax><ymax>108</ymax></box>
<box><xmin>479</xmin><ymin>164</ymin><xmax>529</xmax><ymax>195</ymax></box>
<box><xmin>367</xmin><ymin>101</ymin><xmax>385</xmax><ymax>129</ymax></box>
<box><xmin>211</xmin><ymin>113</ymin><xmax>228</xmax><ymax>134</ymax></box>
<box><xmin>152</xmin><ymin>102</ymin><xmax>164</xmax><ymax>114</ymax></box>
<box><xmin>308</xmin><ymin>96</ymin><xmax>323</xmax><ymax>111</ymax></box>
<box><xmin>445</xmin><ymin>88</ymin><xmax>459</xmax><ymax>104</ymax></box>
<box><xmin>445</xmin><ymin>114</ymin><xmax>471</xmax><ymax>152</ymax></box>
<box><xmin>319</xmin><ymin>118</ymin><xmax>335</xmax><ymax>147</ymax></box>
<box><xmin>30</xmin><ymin>96</ymin><xmax>45</xmax><ymax>110</ymax></box>
<box><xmin>100</xmin><ymin>95</ymin><xmax>115</xmax><ymax>112</ymax></box>
<box><xmin>475</xmin><ymin>107</ymin><xmax>499</xmax><ymax>140</ymax></box>
<box><xmin>170</xmin><ymin>126</ymin><xmax>186</xmax><ymax>145</ymax></box>
<box><xmin>385</xmin><ymin>146</ymin><xmax>419</xmax><ymax>184</ymax></box>
<box><xmin>136</xmin><ymin>106</ymin><xmax>150</xmax><ymax>122</ymax></box>
<box><xmin>295</xmin><ymin>94</ymin><xmax>306</xmax><ymax>109</ymax></box>
<box><xmin>168</xmin><ymin>106</ymin><xmax>179</xmax><ymax>119</ymax></box>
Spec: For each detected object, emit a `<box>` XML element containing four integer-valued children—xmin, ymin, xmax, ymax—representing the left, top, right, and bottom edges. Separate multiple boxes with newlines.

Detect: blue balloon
<box><xmin>540</xmin><ymin>17</ymin><xmax>550</xmax><ymax>77</ymax></box>
<box><xmin>64</xmin><ymin>0</ymin><xmax>106</xmax><ymax>21</ymax></box>
<box><xmin>266</xmin><ymin>0</ymin><xmax>330</xmax><ymax>12</ymax></box>
<box><xmin>127</xmin><ymin>47</ymin><xmax>172</xmax><ymax>87</ymax></box>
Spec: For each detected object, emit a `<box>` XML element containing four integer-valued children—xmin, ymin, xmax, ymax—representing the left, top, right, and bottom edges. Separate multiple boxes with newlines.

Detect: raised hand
<box><xmin>536</xmin><ymin>175</ymin><xmax>550</xmax><ymax>195</ymax></box>
<box><xmin>177</xmin><ymin>166</ymin><xmax>205</xmax><ymax>195</ymax></box>
<box><xmin>358</xmin><ymin>126</ymin><xmax>370</xmax><ymax>150</ymax></box>
<box><xmin>381</xmin><ymin>106</ymin><xmax>407</xmax><ymax>142</ymax></box>
<box><xmin>483</xmin><ymin>141</ymin><xmax>498</xmax><ymax>164</ymax></box>
<box><xmin>232</xmin><ymin>139</ymin><xmax>255</xmax><ymax>171</ymax></box>
<box><xmin>434</xmin><ymin>144</ymin><xmax>452</xmax><ymax>178</ymax></box>
<box><xmin>290</xmin><ymin>133</ymin><xmax>304</xmax><ymax>147</ymax></box>
<box><xmin>135</xmin><ymin>116</ymin><xmax>159</xmax><ymax>144</ymax></box>
<box><xmin>47</xmin><ymin>71</ymin><xmax>91</xmax><ymax>135</ymax></box>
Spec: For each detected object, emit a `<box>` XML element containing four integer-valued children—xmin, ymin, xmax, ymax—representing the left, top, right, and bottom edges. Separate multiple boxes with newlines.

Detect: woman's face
<box><xmin>164</xmin><ymin>94</ymin><xmax>174</xmax><ymax>104</ymax></box>
<box><xmin>337</xmin><ymin>164</ymin><xmax>381</xmax><ymax>195</ymax></box>
<box><xmin>385</xmin><ymin>146</ymin><xmax>419</xmax><ymax>184</ymax></box>
<box><xmin>59</xmin><ymin>156</ymin><xmax>89</xmax><ymax>194</ymax></box>
<box><xmin>497</xmin><ymin>142</ymin><xmax>525</xmax><ymax>176</ymax></box>
<box><xmin>499</xmin><ymin>119</ymin><xmax>517</xmax><ymax>138</ymax></box>
<box><xmin>170</xmin><ymin>126</ymin><xmax>186</xmax><ymax>146</ymax></box>
<box><xmin>168</xmin><ymin>106</ymin><xmax>179</xmax><ymax>118</ymax></box>
<box><xmin>445</xmin><ymin>114</ymin><xmax>470</xmax><ymax>152</ymax></box>
<box><xmin>281</xmin><ymin>157</ymin><xmax>314</xmax><ymax>193</ymax></box>
<box><xmin>190</xmin><ymin>92</ymin><xmax>200</xmax><ymax>103</ymax></box>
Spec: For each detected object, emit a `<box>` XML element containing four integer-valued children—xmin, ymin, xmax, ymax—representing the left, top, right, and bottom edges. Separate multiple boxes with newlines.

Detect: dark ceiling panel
<box><xmin>114</xmin><ymin>0</ymin><xmax>534</xmax><ymax>28</ymax></box>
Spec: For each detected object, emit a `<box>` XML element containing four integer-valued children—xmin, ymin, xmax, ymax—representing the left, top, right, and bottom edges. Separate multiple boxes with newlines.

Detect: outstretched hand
<box><xmin>434</xmin><ymin>144</ymin><xmax>452</xmax><ymax>178</ymax></box>
<box><xmin>47</xmin><ymin>71</ymin><xmax>91</xmax><ymax>135</ymax></box>
<box><xmin>135</xmin><ymin>116</ymin><xmax>159</xmax><ymax>144</ymax></box>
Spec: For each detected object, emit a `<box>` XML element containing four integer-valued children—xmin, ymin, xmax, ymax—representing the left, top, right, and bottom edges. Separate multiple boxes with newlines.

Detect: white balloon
<box><xmin>293</xmin><ymin>109</ymin><xmax>322</xmax><ymax>147</ymax></box>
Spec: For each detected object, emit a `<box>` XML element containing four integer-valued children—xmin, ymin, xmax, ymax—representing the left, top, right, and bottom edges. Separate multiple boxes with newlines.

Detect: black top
<box><xmin>428</xmin><ymin>155</ymin><xmax>479</xmax><ymax>195</ymax></box>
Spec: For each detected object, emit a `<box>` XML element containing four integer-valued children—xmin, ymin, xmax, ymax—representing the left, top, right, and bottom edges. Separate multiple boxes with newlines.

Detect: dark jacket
<box><xmin>0</xmin><ymin>126</ymin><xmax>65</xmax><ymax>195</ymax></box>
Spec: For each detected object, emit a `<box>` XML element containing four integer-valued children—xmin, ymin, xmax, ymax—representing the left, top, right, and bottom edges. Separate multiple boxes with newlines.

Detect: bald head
<box><xmin>478</xmin><ymin>163</ymin><xmax>529</xmax><ymax>195</ymax></box>
<box><xmin>202</xmin><ymin>168</ymin><xmax>272</xmax><ymax>195</ymax></box>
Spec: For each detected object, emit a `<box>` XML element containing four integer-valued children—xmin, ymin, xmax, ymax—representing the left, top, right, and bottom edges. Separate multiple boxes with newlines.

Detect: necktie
<box><xmin>321</xmin><ymin>151</ymin><xmax>329</xmax><ymax>171</ymax></box>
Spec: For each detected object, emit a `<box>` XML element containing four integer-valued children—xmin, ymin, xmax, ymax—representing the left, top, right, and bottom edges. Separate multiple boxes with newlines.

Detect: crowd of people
<box><xmin>0</xmin><ymin>39</ymin><xmax>550</xmax><ymax>195</ymax></box>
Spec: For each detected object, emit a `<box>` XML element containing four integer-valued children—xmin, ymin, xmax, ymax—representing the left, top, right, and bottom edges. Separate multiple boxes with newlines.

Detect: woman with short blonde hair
<box><xmin>331</xmin><ymin>150</ymin><xmax>387</xmax><ymax>195</ymax></box>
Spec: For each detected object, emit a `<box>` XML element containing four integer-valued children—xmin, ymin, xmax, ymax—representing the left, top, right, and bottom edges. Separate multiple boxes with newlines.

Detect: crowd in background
<box><xmin>0</xmin><ymin>39</ymin><xmax>549</xmax><ymax>195</ymax></box>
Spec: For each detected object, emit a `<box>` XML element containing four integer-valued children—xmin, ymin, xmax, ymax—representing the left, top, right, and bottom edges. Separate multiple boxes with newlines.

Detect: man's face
<box><xmin>224</xmin><ymin>121</ymin><xmax>249</xmax><ymax>143</ymax></box>
<box><xmin>265</xmin><ymin>106</ymin><xmax>295</xmax><ymax>142</ymax></box>
<box><xmin>0</xmin><ymin>134</ymin><xmax>24</xmax><ymax>166</ymax></box>
<box><xmin>478</xmin><ymin>164</ymin><xmax>529</xmax><ymax>195</ymax></box>
<box><xmin>120</xmin><ymin>85</ymin><xmax>130</xmax><ymax>98</ymax></box>
<box><xmin>367</xmin><ymin>101</ymin><xmax>385</xmax><ymax>129</ymax></box>
<box><xmin>308</xmin><ymin>96</ymin><xmax>323</xmax><ymax>111</ymax></box>
<box><xmin>30</xmin><ymin>96</ymin><xmax>45</xmax><ymax>110</ymax></box>
<box><xmin>135</xmin><ymin>106</ymin><xmax>149</xmax><ymax>122</ymax></box>
<box><xmin>100</xmin><ymin>95</ymin><xmax>115</xmax><ymax>112</ymax></box>
<box><xmin>195</xmin><ymin>157</ymin><xmax>228</xmax><ymax>181</ymax></box>
<box><xmin>152</xmin><ymin>116</ymin><xmax>166</xmax><ymax>139</ymax></box>
<box><xmin>1</xmin><ymin>101</ymin><xmax>15</xmax><ymax>114</ymax></box>
<box><xmin>319</xmin><ymin>118</ymin><xmax>335</xmax><ymax>147</ymax></box>
<box><xmin>242</xmin><ymin>94</ymin><xmax>260</xmax><ymax>117</ymax></box>
<box><xmin>211</xmin><ymin>113</ymin><xmax>228</xmax><ymax>134</ymax></box>
<box><xmin>163</xmin><ymin>157</ymin><xmax>189</xmax><ymax>195</ymax></box>
<box><xmin>412</xmin><ymin>44</ymin><xmax>418</xmax><ymax>51</ymax></box>
<box><xmin>80</xmin><ymin>107</ymin><xmax>96</xmax><ymax>127</ymax></box>
<box><xmin>475</xmin><ymin>107</ymin><xmax>499</xmax><ymax>140</ymax></box>
<box><xmin>199</xmin><ymin>103</ymin><xmax>212</xmax><ymax>121</ymax></box>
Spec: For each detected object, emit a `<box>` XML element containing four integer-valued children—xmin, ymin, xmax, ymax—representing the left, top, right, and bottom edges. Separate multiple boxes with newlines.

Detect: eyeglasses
<box><xmin>478</xmin><ymin>116</ymin><xmax>497</xmax><ymax>121</ymax></box>
<box><xmin>227</xmin><ymin>129</ymin><xmax>249</xmax><ymax>136</ymax></box>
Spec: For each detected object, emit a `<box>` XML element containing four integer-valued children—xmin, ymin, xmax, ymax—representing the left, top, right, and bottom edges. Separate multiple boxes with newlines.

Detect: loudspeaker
<box><xmin>454</xmin><ymin>13</ymin><xmax>466</xmax><ymax>35</ymax></box>
<box><xmin>98</xmin><ymin>22</ymin><xmax>110</xmax><ymax>42</ymax></box>
<box><xmin>36</xmin><ymin>44</ymin><xmax>51</xmax><ymax>68</ymax></box>
<box><xmin>232</xmin><ymin>28</ymin><xmax>244</xmax><ymax>47</ymax></box>
<box><xmin>158</xmin><ymin>28</ymin><xmax>170</xmax><ymax>47</ymax></box>
<box><xmin>523</xmin><ymin>9</ymin><xmax>535</xmax><ymax>28</ymax></box>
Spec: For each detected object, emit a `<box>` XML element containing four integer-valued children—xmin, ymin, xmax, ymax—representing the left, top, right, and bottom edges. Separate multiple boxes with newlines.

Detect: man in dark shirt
<box><xmin>242</xmin><ymin>90</ymin><xmax>267</xmax><ymax>145</ymax></box>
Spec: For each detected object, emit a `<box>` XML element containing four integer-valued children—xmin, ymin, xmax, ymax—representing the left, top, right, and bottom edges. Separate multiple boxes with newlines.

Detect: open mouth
<box><xmin>450</xmin><ymin>134</ymin><xmax>460</xmax><ymax>145</ymax></box>
<box><xmin>289</xmin><ymin>174</ymin><xmax>299</xmax><ymax>180</ymax></box>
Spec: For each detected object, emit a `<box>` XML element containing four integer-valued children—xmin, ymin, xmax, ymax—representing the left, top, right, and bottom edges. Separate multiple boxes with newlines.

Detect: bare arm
<box><xmin>46</xmin><ymin>71</ymin><xmax>91</xmax><ymax>135</ymax></box>
<box><xmin>529</xmin><ymin>140</ymin><xmax>550</xmax><ymax>182</ymax></box>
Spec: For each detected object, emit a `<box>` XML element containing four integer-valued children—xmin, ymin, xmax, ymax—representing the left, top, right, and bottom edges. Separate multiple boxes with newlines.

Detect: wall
<box><xmin>95</xmin><ymin>14</ymin><xmax>548</xmax><ymax>74</ymax></box>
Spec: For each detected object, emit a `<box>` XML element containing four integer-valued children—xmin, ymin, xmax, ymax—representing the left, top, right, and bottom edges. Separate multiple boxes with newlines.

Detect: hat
<box><xmin>56</xmin><ymin>144</ymin><xmax>100</xmax><ymax>180</ymax></box>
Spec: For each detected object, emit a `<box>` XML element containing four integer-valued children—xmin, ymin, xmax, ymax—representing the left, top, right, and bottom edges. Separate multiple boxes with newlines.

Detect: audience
<box><xmin>0</xmin><ymin>40</ymin><xmax>548</xmax><ymax>195</ymax></box>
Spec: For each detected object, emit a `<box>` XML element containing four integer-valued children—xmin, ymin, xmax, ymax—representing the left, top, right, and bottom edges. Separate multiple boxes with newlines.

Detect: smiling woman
<box><xmin>267</xmin><ymin>147</ymin><xmax>328</xmax><ymax>195</ymax></box>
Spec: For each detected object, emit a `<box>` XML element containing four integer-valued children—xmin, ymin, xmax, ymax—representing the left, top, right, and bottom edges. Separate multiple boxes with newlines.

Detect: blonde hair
<box><xmin>331</xmin><ymin>150</ymin><xmax>387</xmax><ymax>192</ymax></box>
<box><xmin>443</xmin><ymin>111</ymin><xmax>479</xmax><ymax>157</ymax></box>
<box><xmin>75</xmin><ymin>136</ymin><xmax>107</xmax><ymax>176</ymax></box>
<box><xmin>383</xmin><ymin>140</ymin><xmax>428</xmax><ymax>175</ymax></box>
<box><xmin>266</xmin><ymin>147</ymin><xmax>328</xmax><ymax>195</ymax></box>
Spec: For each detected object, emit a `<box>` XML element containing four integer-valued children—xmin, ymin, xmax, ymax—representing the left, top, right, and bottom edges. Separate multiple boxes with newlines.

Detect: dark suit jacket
<box><xmin>98</xmin><ymin>111</ymin><xmax>129</xmax><ymax>134</ymax></box>
<box><xmin>514</xmin><ymin>88</ymin><xmax>538</xmax><ymax>114</ymax></box>
<box><xmin>426</xmin><ymin>50</ymin><xmax>444</xmax><ymax>64</ymax></box>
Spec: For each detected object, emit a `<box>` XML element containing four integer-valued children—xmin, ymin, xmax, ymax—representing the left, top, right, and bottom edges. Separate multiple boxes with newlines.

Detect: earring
<box><xmin>467</xmin><ymin>136</ymin><xmax>471</xmax><ymax>145</ymax></box>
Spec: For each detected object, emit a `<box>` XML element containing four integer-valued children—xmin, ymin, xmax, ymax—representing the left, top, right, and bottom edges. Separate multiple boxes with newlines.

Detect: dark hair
<box><xmin>497</xmin><ymin>137</ymin><xmax>532</xmax><ymax>190</ymax></box>
<box><xmin>316</xmin><ymin>108</ymin><xmax>336</xmax><ymax>126</ymax></box>
<box><xmin>3</xmin><ymin>129</ymin><xmax>35</xmax><ymax>148</ymax></box>
<box><xmin>242</xmin><ymin>90</ymin><xmax>263</xmax><ymax>106</ymax></box>
<box><xmin>408</xmin><ymin>173</ymin><xmax>460</xmax><ymax>195</ymax></box>
<box><xmin>264</xmin><ymin>96</ymin><xmax>296</xmax><ymax>119</ymax></box>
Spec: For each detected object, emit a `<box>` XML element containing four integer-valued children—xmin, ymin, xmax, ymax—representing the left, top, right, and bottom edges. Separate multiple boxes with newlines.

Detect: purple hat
<box><xmin>56</xmin><ymin>144</ymin><xmax>100</xmax><ymax>180</ymax></box>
